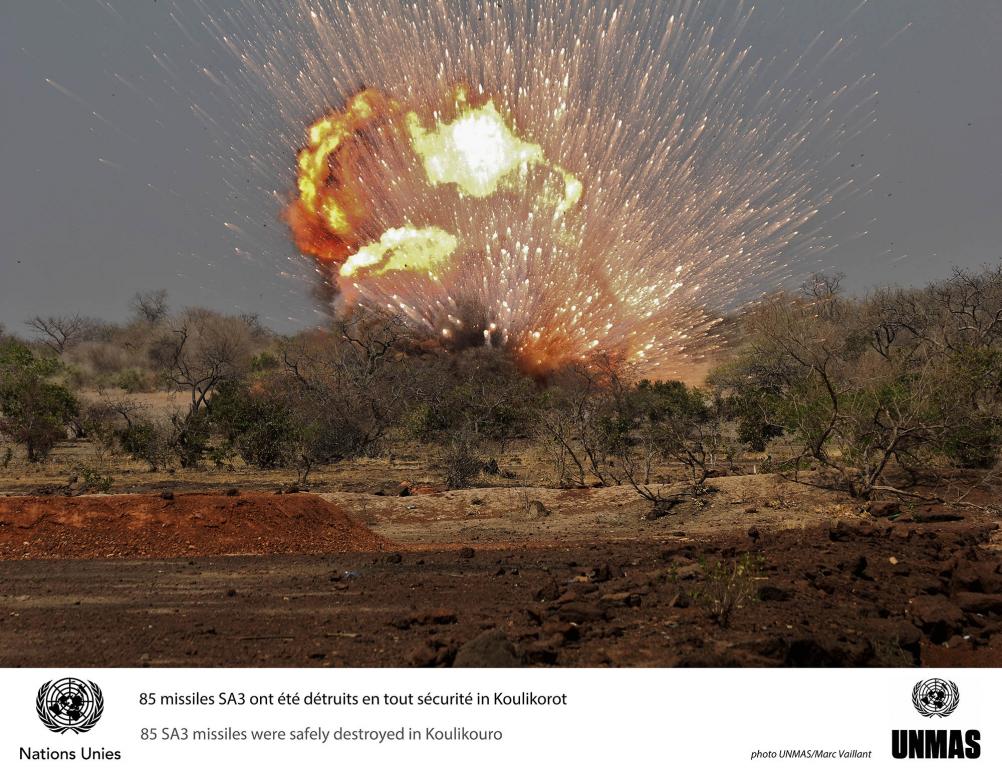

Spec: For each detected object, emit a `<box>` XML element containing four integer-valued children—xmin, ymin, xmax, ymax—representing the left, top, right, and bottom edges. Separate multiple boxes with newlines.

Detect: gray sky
<box><xmin>2</xmin><ymin>1</ymin><xmax>1001</xmax><ymax>333</ymax></box>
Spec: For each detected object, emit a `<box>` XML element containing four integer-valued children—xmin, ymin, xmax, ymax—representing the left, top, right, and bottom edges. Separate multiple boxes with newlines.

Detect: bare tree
<box><xmin>537</xmin><ymin>358</ymin><xmax>629</xmax><ymax>487</ymax></box>
<box><xmin>735</xmin><ymin>284</ymin><xmax>951</xmax><ymax>497</ymax></box>
<box><xmin>130</xmin><ymin>290</ymin><xmax>169</xmax><ymax>324</ymax></box>
<box><xmin>25</xmin><ymin>314</ymin><xmax>104</xmax><ymax>355</ymax></box>
<box><xmin>279</xmin><ymin>310</ymin><xmax>409</xmax><ymax>482</ymax></box>
<box><xmin>149</xmin><ymin>309</ymin><xmax>254</xmax><ymax>415</ymax></box>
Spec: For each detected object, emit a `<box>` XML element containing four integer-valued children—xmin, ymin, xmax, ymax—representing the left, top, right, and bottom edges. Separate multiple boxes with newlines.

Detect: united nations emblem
<box><xmin>36</xmin><ymin>678</ymin><xmax>104</xmax><ymax>734</ymax></box>
<box><xmin>912</xmin><ymin>678</ymin><xmax>960</xmax><ymax>718</ymax></box>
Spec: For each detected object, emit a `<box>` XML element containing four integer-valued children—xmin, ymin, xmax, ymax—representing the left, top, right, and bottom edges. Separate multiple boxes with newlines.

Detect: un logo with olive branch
<box><xmin>912</xmin><ymin>679</ymin><xmax>960</xmax><ymax>718</ymax></box>
<box><xmin>36</xmin><ymin>678</ymin><xmax>104</xmax><ymax>734</ymax></box>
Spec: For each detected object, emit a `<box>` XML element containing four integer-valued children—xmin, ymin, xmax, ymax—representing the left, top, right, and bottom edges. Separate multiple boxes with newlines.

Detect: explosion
<box><xmin>209</xmin><ymin>1</ymin><xmax>872</xmax><ymax>376</ymax></box>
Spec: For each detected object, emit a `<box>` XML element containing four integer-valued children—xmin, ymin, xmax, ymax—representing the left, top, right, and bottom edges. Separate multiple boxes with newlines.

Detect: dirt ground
<box><xmin>1</xmin><ymin>474</ymin><xmax>1001</xmax><ymax>667</ymax></box>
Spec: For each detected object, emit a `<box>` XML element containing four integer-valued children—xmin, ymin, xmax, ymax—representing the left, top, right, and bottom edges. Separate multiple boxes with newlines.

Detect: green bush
<box><xmin>0</xmin><ymin>340</ymin><xmax>78</xmax><ymax>461</ymax></box>
<box><xmin>118</xmin><ymin>420</ymin><xmax>172</xmax><ymax>471</ymax></box>
<box><xmin>211</xmin><ymin>381</ymin><xmax>296</xmax><ymax>468</ymax></box>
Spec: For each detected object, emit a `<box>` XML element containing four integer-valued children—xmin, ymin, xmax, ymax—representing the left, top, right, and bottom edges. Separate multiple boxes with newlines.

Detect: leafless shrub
<box><xmin>150</xmin><ymin>309</ymin><xmax>255</xmax><ymax>415</ymax></box>
<box><xmin>130</xmin><ymin>289</ymin><xmax>169</xmax><ymax>324</ymax></box>
<box><xmin>442</xmin><ymin>430</ymin><xmax>484</xmax><ymax>489</ymax></box>
<box><xmin>25</xmin><ymin>314</ymin><xmax>108</xmax><ymax>355</ymax></box>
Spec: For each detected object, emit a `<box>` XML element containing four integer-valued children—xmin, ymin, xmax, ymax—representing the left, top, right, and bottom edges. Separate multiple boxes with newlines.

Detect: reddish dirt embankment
<box><xmin>0</xmin><ymin>493</ymin><xmax>389</xmax><ymax>559</ymax></box>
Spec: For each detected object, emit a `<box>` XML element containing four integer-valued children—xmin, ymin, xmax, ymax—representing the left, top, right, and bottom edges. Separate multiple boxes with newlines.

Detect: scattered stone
<box><xmin>392</xmin><ymin>608</ymin><xmax>458</xmax><ymax>629</ymax></box>
<box><xmin>954</xmin><ymin>592</ymin><xmax>1002</xmax><ymax>615</ymax></box>
<box><xmin>408</xmin><ymin>640</ymin><xmax>455</xmax><ymax>667</ymax></box>
<box><xmin>910</xmin><ymin>594</ymin><xmax>964</xmax><ymax>643</ymax></box>
<box><xmin>757</xmin><ymin>584</ymin><xmax>792</xmax><ymax>602</ymax></box>
<box><xmin>781</xmin><ymin>637</ymin><xmax>866</xmax><ymax>667</ymax></box>
<box><xmin>453</xmin><ymin>629</ymin><xmax>521</xmax><ymax>668</ymax></box>
<box><xmin>533</xmin><ymin>581</ymin><xmax>561</xmax><ymax>602</ymax></box>
<box><xmin>600</xmin><ymin>591</ymin><xmax>642</xmax><ymax>607</ymax></box>
<box><xmin>828</xmin><ymin>521</ymin><xmax>853</xmax><ymax>542</ymax></box>
<box><xmin>850</xmin><ymin>556</ymin><xmax>872</xmax><ymax>580</ymax></box>
<box><xmin>523</xmin><ymin>640</ymin><xmax>559</xmax><ymax>664</ymax></box>
<box><xmin>951</xmin><ymin>561</ymin><xmax>1002</xmax><ymax>594</ymax></box>
<box><xmin>867</xmin><ymin>500</ymin><xmax>901</xmax><ymax>518</ymax></box>
<box><xmin>556</xmin><ymin>601</ymin><xmax>608</xmax><ymax>625</ymax></box>
<box><xmin>540</xmin><ymin>621</ymin><xmax>580</xmax><ymax>642</ymax></box>
<box><xmin>911</xmin><ymin>508</ymin><xmax>965</xmax><ymax>523</ymax></box>
<box><xmin>673</xmin><ymin>563</ymin><xmax>702</xmax><ymax>580</ymax></box>
<box><xmin>588</xmin><ymin>563</ymin><xmax>621</xmax><ymax>583</ymax></box>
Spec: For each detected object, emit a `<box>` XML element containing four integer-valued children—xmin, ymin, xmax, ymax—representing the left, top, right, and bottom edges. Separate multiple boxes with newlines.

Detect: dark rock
<box><xmin>955</xmin><ymin>592</ymin><xmax>1002</xmax><ymax>615</ymax></box>
<box><xmin>453</xmin><ymin>629</ymin><xmax>521</xmax><ymax>668</ymax></box>
<box><xmin>868</xmin><ymin>500</ymin><xmax>901</xmax><ymax>518</ymax></box>
<box><xmin>667</xmin><ymin>590</ymin><xmax>691</xmax><ymax>609</ymax></box>
<box><xmin>394</xmin><ymin>608</ymin><xmax>458</xmax><ymax>629</ymax></box>
<box><xmin>951</xmin><ymin>561</ymin><xmax>1002</xmax><ymax>594</ymax></box>
<box><xmin>557</xmin><ymin>601</ymin><xmax>609</xmax><ymax>624</ymax></box>
<box><xmin>384</xmin><ymin>552</ymin><xmax>403</xmax><ymax>564</ymax></box>
<box><xmin>540</xmin><ymin>621</ymin><xmax>580</xmax><ymax>642</ymax></box>
<box><xmin>408</xmin><ymin>640</ymin><xmax>454</xmax><ymax>667</ymax></box>
<box><xmin>533</xmin><ymin>580</ymin><xmax>561</xmax><ymax>602</ymax></box>
<box><xmin>828</xmin><ymin>521</ymin><xmax>853</xmax><ymax>541</ymax></box>
<box><xmin>747</xmin><ymin>526</ymin><xmax>760</xmax><ymax>543</ymax></box>
<box><xmin>911</xmin><ymin>508</ymin><xmax>965</xmax><ymax>523</ymax></box>
<box><xmin>781</xmin><ymin>637</ymin><xmax>870</xmax><ymax>667</ymax></box>
<box><xmin>673</xmin><ymin>563</ymin><xmax>702</xmax><ymax>580</ymax></box>
<box><xmin>224</xmin><ymin>488</ymin><xmax>240</xmax><ymax>497</ymax></box>
<box><xmin>458</xmin><ymin>547</ymin><xmax>476</xmax><ymax>559</ymax></box>
<box><xmin>524</xmin><ymin>607</ymin><xmax>544</xmax><ymax>626</ymax></box>
<box><xmin>523</xmin><ymin>640</ymin><xmax>559</xmax><ymax>664</ymax></box>
<box><xmin>599</xmin><ymin>591</ymin><xmax>642</xmax><ymax>607</ymax></box>
<box><xmin>589</xmin><ymin>563</ymin><xmax>620</xmax><ymax>583</ymax></box>
<box><xmin>850</xmin><ymin>556</ymin><xmax>872</xmax><ymax>580</ymax></box>
<box><xmin>910</xmin><ymin>594</ymin><xmax>964</xmax><ymax>643</ymax></box>
<box><xmin>757</xmin><ymin>584</ymin><xmax>792</xmax><ymax>602</ymax></box>
<box><xmin>814</xmin><ymin>575</ymin><xmax>839</xmax><ymax>595</ymax></box>
<box><xmin>160</xmin><ymin>491</ymin><xmax>175</xmax><ymax>501</ymax></box>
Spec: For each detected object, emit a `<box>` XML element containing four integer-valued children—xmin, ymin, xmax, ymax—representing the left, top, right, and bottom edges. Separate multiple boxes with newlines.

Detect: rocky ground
<box><xmin>1</xmin><ymin>480</ymin><xmax>1000</xmax><ymax>667</ymax></box>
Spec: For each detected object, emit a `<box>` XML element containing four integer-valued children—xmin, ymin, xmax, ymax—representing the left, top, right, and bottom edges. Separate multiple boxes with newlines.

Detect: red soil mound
<box><xmin>0</xmin><ymin>493</ymin><xmax>389</xmax><ymax>560</ymax></box>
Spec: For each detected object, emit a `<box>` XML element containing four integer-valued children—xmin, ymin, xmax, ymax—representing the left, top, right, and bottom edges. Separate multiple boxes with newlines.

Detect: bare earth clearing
<box><xmin>1</xmin><ymin>473</ymin><xmax>1000</xmax><ymax>667</ymax></box>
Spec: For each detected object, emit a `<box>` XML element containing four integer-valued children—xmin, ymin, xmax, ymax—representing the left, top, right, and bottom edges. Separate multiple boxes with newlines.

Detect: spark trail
<box><xmin>196</xmin><ymin>0</ymin><xmax>874</xmax><ymax>376</ymax></box>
